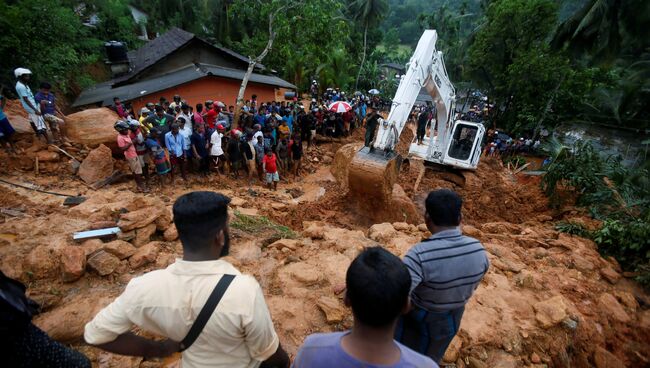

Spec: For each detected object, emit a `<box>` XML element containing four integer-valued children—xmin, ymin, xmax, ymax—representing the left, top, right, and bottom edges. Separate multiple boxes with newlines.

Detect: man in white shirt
<box><xmin>84</xmin><ymin>191</ymin><xmax>289</xmax><ymax>368</ymax></box>
<box><xmin>14</xmin><ymin>68</ymin><xmax>49</xmax><ymax>143</ymax></box>
<box><xmin>178</xmin><ymin>104</ymin><xmax>193</xmax><ymax>132</ymax></box>
<box><xmin>210</xmin><ymin>124</ymin><xmax>226</xmax><ymax>175</ymax></box>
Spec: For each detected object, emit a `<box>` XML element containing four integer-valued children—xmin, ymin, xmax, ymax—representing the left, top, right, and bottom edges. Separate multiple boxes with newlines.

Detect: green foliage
<box><xmin>222</xmin><ymin>0</ymin><xmax>352</xmax><ymax>93</ymax></box>
<box><xmin>230</xmin><ymin>211</ymin><xmax>297</xmax><ymax>240</ymax></box>
<box><xmin>466</xmin><ymin>0</ymin><xmax>572</xmax><ymax>134</ymax></box>
<box><xmin>542</xmin><ymin>137</ymin><xmax>650</xmax><ymax>287</ymax></box>
<box><xmin>0</xmin><ymin>0</ymin><xmax>139</xmax><ymax>94</ymax></box>
<box><xmin>541</xmin><ymin>137</ymin><xmax>606</xmax><ymax>208</ymax></box>
<box><xmin>417</xmin><ymin>2</ymin><xmax>483</xmax><ymax>82</ymax></box>
<box><xmin>555</xmin><ymin>221</ymin><xmax>590</xmax><ymax>237</ymax></box>
<box><xmin>593</xmin><ymin>218</ymin><xmax>650</xmax><ymax>286</ymax></box>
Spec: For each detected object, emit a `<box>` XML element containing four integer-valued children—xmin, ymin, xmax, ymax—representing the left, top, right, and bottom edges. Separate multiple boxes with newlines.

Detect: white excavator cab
<box><xmin>442</xmin><ymin>120</ymin><xmax>485</xmax><ymax>169</ymax></box>
<box><xmin>408</xmin><ymin>119</ymin><xmax>485</xmax><ymax>170</ymax></box>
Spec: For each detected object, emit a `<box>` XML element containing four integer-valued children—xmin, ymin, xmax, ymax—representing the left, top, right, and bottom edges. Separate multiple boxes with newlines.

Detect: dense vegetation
<box><xmin>3</xmin><ymin>0</ymin><xmax>647</xmax><ymax>135</ymax></box>
<box><xmin>543</xmin><ymin>137</ymin><xmax>650</xmax><ymax>286</ymax></box>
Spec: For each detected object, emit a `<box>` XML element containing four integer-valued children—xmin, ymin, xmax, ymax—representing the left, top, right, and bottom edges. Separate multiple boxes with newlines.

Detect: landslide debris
<box><xmin>0</xmin><ymin>123</ymin><xmax>647</xmax><ymax>367</ymax></box>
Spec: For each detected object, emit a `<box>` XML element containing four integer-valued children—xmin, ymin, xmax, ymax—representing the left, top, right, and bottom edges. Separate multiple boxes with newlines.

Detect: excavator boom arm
<box><xmin>372</xmin><ymin>30</ymin><xmax>456</xmax><ymax>159</ymax></box>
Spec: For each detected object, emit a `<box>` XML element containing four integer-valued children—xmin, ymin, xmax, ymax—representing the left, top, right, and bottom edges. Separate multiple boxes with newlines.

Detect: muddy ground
<box><xmin>0</xmin><ymin>123</ymin><xmax>649</xmax><ymax>368</ymax></box>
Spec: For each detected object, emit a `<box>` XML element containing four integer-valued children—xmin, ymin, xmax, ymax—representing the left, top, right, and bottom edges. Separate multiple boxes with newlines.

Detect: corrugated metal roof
<box><xmin>112</xmin><ymin>27</ymin><xmax>266</xmax><ymax>85</ymax></box>
<box><xmin>73</xmin><ymin>63</ymin><xmax>296</xmax><ymax>107</ymax></box>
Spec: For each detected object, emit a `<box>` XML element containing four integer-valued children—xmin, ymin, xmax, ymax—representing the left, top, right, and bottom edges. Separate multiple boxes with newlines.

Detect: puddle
<box><xmin>291</xmin><ymin>183</ymin><xmax>326</xmax><ymax>204</ymax></box>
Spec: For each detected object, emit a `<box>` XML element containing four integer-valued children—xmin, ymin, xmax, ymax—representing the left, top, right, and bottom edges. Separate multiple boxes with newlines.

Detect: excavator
<box><xmin>348</xmin><ymin>30</ymin><xmax>485</xmax><ymax>201</ymax></box>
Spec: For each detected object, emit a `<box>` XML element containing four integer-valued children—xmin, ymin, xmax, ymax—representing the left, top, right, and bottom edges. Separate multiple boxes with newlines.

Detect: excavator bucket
<box><xmin>347</xmin><ymin>147</ymin><xmax>402</xmax><ymax>203</ymax></box>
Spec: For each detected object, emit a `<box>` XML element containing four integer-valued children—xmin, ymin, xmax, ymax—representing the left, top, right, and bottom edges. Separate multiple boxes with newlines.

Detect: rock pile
<box><xmin>0</xmin><ymin>147</ymin><xmax>647</xmax><ymax>367</ymax></box>
<box><xmin>235</xmin><ymin>220</ymin><xmax>649</xmax><ymax>367</ymax></box>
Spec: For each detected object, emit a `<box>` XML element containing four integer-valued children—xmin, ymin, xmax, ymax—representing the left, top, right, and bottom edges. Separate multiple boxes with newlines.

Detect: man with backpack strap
<box><xmin>84</xmin><ymin>191</ymin><xmax>289</xmax><ymax>368</ymax></box>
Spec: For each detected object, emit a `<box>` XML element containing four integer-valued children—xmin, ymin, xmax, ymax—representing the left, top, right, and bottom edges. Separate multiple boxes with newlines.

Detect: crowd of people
<box><xmin>110</xmin><ymin>86</ymin><xmax>389</xmax><ymax>192</ymax></box>
<box><xmin>2</xmin><ymin>189</ymin><xmax>488</xmax><ymax>368</ymax></box>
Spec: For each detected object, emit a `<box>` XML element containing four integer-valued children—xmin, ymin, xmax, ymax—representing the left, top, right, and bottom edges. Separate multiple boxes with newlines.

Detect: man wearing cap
<box><xmin>14</xmin><ymin>68</ymin><xmax>49</xmax><ymax>143</ymax></box>
<box><xmin>138</xmin><ymin>107</ymin><xmax>151</xmax><ymax>133</ymax></box>
<box><xmin>115</xmin><ymin>121</ymin><xmax>148</xmax><ymax>192</ymax></box>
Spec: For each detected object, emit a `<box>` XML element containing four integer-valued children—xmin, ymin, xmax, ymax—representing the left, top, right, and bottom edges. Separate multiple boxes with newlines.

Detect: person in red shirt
<box><xmin>115</xmin><ymin>121</ymin><xmax>148</xmax><ymax>192</ymax></box>
<box><xmin>203</xmin><ymin>101</ymin><xmax>218</xmax><ymax>129</ymax></box>
<box><xmin>262</xmin><ymin>148</ymin><xmax>279</xmax><ymax>191</ymax></box>
<box><xmin>342</xmin><ymin>110</ymin><xmax>354</xmax><ymax>136</ymax></box>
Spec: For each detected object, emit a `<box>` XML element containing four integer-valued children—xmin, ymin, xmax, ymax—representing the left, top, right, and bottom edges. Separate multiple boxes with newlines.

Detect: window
<box><xmin>447</xmin><ymin>124</ymin><xmax>478</xmax><ymax>161</ymax></box>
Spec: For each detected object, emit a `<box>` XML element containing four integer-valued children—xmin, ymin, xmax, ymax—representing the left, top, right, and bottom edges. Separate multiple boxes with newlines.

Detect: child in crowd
<box><xmin>262</xmin><ymin>148</ymin><xmax>279</xmax><ymax>191</ymax></box>
<box><xmin>145</xmin><ymin>128</ymin><xmax>170</xmax><ymax>185</ymax></box>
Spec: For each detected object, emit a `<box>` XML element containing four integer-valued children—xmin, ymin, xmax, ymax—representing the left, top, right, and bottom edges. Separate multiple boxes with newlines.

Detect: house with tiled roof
<box><xmin>73</xmin><ymin>27</ymin><xmax>295</xmax><ymax>110</ymax></box>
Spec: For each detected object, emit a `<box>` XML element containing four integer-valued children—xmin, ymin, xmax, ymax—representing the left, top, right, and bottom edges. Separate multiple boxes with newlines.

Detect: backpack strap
<box><xmin>179</xmin><ymin>274</ymin><xmax>235</xmax><ymax>352</ymax></box>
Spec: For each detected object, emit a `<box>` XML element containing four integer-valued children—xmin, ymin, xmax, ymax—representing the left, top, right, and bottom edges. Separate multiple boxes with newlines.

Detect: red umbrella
<box><xmin>328</xmin><ymin>101</ymin><xmax>352</xmax><ymax>113</ymax></box>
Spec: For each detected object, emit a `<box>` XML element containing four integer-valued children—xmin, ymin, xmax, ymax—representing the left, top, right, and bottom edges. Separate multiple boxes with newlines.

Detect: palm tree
<box><xmin>347</xmin><ymin>0</ymin><xmax>388</xmax><ymax>90</ymax></box>
<box><xmin>552</xmin><ymin>0</ymin><xmax>650</xmax><ymax>63</ymax></box>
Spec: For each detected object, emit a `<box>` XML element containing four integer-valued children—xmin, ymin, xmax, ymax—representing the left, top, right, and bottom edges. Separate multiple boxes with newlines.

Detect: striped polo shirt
<box><xmin>403</xmin><ymin>228</ymin><xmax>489</xmax><ymax>312</ymax></box>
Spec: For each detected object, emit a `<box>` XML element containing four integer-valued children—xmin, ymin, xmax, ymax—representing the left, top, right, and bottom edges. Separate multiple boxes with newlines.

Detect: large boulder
<box><xmin>2</xmin><ymin>99</ymin><xmax>31</xmax><ymax>134</ymax></box>
<box><xmin>78</xmin><ymin>144</ymin><xmax>114</xmax><ymax>185</ymax></box>
<box><xmin>65</xmin><ymin>108</ymin><xmax>120</xmax><ymax>147</ymax></box>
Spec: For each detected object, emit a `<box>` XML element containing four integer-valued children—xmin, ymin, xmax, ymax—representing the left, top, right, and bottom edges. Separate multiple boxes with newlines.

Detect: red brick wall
<box><xmin>129</xmin><ymin>75</ymin><xmax>283</xmax><ymax>112</ymax></box>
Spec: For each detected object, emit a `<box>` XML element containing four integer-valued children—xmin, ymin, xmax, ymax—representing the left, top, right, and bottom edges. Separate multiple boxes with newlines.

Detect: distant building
<box><xmin>73</xmin><ymin>27</ymin><xmax>296</xmax><ymax>110</ymax></box>
<box><xmin>380</xmin><ymin>62</ymin><xmax>406</xmax><ymax>78</ymax></box>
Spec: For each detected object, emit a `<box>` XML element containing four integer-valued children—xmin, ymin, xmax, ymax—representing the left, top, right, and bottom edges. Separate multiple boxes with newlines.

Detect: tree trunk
<box><xmin>533</xmin><ymin>76</ymin><xmax>565</xmax><ymax>140</ymax></box>
<box><xmin>233</xmin><ymin>2</ymin><xmax>303</xmax><ymax>124</ymax></box>
<box><xmin>355</xmin><ymin>23</ymin><xmax>368</xmax><ymax>91</ymax></box>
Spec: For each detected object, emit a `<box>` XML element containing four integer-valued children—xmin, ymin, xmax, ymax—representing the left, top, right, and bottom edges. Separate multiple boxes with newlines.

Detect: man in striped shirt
<box><xmin>395</xmin><ymin>189</ymin><xmax>489</xmax><ymax>363</ymax></box>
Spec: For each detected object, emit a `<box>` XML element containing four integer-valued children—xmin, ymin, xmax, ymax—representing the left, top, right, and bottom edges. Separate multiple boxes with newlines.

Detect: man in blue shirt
<box><xmin>35</xmin><ymin>82</ymin><xmax>65</xmax><ymax>143</ymax></box>
<box><xmin>165</xmin><ymin>123</ymin><xmax>187</xmax><ymax>182</ymax></box>
<box><xmin>0</xmin><ymin>90</ymin><xmax>17</xmax><ymax>153</ymax></box>
<box><xmin>293</xmin><ymin>247</ymin><xmax>437</xmax><ymax>368</ymax></box>
<box><xmin>254</xmin><ymin>108</ymin><xmax>267</xmax><ymax>128</ymax></box>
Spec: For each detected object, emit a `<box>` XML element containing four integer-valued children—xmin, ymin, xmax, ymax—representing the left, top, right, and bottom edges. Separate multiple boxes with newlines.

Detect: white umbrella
<box><xmin>368</xmin><ymin>89</ymin><xmax>381</xmax><ymax>95</ymax></box>
<box><xmin>328</xmin><ymin>101</ymin><xmax>352</xmax><ymax>113</ymax></box>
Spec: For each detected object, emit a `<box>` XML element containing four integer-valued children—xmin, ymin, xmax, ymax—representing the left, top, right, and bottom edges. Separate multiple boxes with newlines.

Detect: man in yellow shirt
<box><xmin>277</xmin><ymin>119</ymin><xmax>290</xmax><ymax>141</ymax></box>
<box><xmin>84</xmin><ymin>192</ymin><xmax>289</xmax><ymax>368</ymax></box>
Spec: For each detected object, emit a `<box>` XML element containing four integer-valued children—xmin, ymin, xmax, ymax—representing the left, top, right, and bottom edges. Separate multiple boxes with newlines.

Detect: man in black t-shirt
<box><xmin>364</xmin><ymin>105</ymin><xmax>380</xmax><ymax>147</ymax></box>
